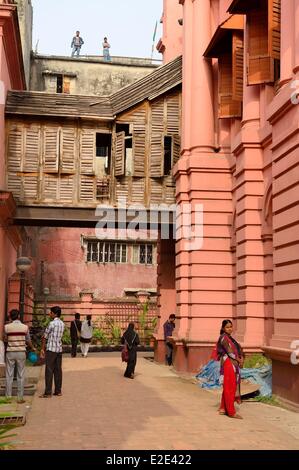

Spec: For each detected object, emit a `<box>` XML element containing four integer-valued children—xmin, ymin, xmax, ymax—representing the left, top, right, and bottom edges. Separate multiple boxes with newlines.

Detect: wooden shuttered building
<box><xmin>229</xmin><ymin>0</ymin><xmax>281</xmax><ymax>85</ymax></box>
<box><xmin>5</xmin><ymin>56</ymin><xmax>182</xmax><ymax>208</ymax></box>
<box><xmin>204</xmin><ymin>15</ymin><xmax>244</xmax><ymax>119</ymax></box>
<box><xmin>113</xmin><ymin>89</ymin><xmax>181</xmax><ymax>206</ymax></box>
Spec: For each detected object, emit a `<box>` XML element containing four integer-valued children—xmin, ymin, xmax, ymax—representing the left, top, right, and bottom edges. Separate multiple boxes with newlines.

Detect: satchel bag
<box><xmin>121</xmin><ymin>343</ymin><xmax>129</xmax><ymax>363</ymax></box>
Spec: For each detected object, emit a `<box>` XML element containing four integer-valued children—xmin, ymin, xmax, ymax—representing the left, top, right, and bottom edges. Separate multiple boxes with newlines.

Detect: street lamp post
<box><xmin>16</xmin><ymin>257</ymin><xmax>32</xmax><ymax>323</ymax></box>
<box><xmin>43</xmin><ymin>287</ymin><xmax>50</xmax><ymax>317</ymax></box>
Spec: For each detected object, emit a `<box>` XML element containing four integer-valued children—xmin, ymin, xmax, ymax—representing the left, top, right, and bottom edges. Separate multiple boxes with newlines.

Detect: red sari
<box><xmin>217</xmin><ymin>333</ymin><xmax>243</xmax><ymax>417</ymax></box>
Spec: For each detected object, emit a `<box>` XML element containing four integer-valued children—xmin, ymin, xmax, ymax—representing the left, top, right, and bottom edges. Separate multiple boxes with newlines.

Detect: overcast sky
<box><xmin>31</xmin><ymin>0</ymin><xmax>163</xmax><ymax>60</ymax></box>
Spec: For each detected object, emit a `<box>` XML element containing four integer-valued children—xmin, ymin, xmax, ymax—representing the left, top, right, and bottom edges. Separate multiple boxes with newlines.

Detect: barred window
<box><xmin>132</xmin><ymin>244</ymin><xmax>154</xmax><ymax>265</ymax></box>
<box><xmin>87</xmin><ymin>242</ymin><xmax>127</xmax><ymax>263</ymax></box>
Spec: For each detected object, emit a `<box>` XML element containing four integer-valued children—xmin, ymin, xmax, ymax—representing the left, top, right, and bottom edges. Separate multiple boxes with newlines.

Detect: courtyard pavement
<box><xmin>13</xmin><ymin>353</ymin><xmax>299</xmax><ymax>450</ymax></box>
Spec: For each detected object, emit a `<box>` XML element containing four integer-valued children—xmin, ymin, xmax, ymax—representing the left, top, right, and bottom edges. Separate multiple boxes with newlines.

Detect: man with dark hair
<box><xmin>163</xmin><ymin>314</ymin><xmax>176</xmax><ymax>366</ymax></box>
<box><xmin>4</xmin><ymin>309</ymin><xmax>35</xmax><ymax>403</ymax></box>
<box><xmin>70</xmin><ymin>313</ymin><xmax>81</xmax><ymax>357</ymax></box>
<box><xmin>40</xmin><ymin>306</ymin><xmax>64</xmax><ymax>398</ymax></box>
<box><xmin>71</xmin><ymin>30</ymin><xmax>84</xmax><ymax>57</ymax></box>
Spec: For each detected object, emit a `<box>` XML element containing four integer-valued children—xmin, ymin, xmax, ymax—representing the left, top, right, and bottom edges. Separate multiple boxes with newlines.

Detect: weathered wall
<box><xmin>15</xmin><ymin>0</ymin><xmax>32</xmax><ymax>89</ymax></box>
<box><xmin>32</xmin><ymin>227</ymin><xmax>157</xmax><ymax>300</ymax></box>
<box><xmin>30</xmin><ymin>55</ymin><xmax>160</xmax><ymax>96</ymax></box>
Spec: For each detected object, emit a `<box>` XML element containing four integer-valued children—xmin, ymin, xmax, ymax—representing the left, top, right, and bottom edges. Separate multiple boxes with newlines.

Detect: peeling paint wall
<box><xmin>30</xmin><ymin>55</ymin><xmax>160</xmax><ymax>95</ymax></box>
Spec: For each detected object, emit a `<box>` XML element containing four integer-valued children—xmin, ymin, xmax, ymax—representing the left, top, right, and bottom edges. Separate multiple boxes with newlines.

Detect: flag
<box><xmin>152</xmin><ymin>20</ymin><xmax>158</xmax><ymax>43</ymax></box>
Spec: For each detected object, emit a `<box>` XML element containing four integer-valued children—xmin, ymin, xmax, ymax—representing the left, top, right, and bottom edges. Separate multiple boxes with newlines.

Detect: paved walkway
<box><xmin>14</xmin><ymin>353</ymin><xmax>299</xmax><ymax>450</ymax></box>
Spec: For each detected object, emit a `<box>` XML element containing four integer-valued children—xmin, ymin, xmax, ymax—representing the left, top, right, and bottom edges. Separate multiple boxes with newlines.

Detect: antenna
<box><xmin>35</xmin><ymin>40</ymin><xmax>39</xmax><ymax>54</ymax></box>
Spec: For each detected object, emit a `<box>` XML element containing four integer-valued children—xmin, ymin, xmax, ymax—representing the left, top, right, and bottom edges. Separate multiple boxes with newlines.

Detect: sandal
<box><xmin>53</xmin><ymin>393</ymin><xmax>62</xmax><ymax>396</ymax></box>
<box><xmin>218</xmin><ymin>410</ymin><xmax>226</xmax><ymax>415</ymax></box>
<box><xmin>39</xmin><ymin>394</ymin><xmax>52</xmax><ymax>398</ymax></box>
<box><xmin>231</xmin><ymin>413</ymin><xmax>243</xmax><ymax>419</ymax></box>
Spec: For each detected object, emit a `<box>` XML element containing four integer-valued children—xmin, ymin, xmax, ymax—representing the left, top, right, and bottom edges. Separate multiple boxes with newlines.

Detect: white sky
<box><xmin>31</xmin><ymin>0</ymin><xmax>163</xmax><ymax>60</ymax></box>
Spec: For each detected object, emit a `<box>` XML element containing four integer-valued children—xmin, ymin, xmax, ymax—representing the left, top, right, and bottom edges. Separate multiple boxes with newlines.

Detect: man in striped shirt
<box><xmin>40</xmin><ymin>306</ymin><xmax>65</xmax><ymax>398</ymax></box>
<box><xmin>4</xmin><ymin>309</ymin><xmax>35</xmax><ymax>403</ymax></box>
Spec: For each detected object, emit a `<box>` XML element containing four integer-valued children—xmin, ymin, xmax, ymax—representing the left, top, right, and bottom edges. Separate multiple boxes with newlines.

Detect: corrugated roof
<box><xmin>6</xmin><ymin>55</ymin><xmax>182</xmax><ymax>119</ymax></box>
<box><xmin>5</xmin><ymin>91</ymin><xmax>114</xmax><ymax>119</ymax></box>
<box><xmin>110</xmin><ymin>55</ymin><xmax>182</xmax><ymax>114</ymax></box>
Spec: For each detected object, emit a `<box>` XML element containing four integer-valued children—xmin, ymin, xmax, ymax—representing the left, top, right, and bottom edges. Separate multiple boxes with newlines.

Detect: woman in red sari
<box><xmin>217</xmin><ymin>320</ymin><xmax>244</xmax><ymax>419</ymax></box>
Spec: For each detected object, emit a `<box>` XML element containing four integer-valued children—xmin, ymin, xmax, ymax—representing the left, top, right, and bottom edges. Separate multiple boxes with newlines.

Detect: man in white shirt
<box><xmin>4</xmin><ymin>309</ymin><xmax>35</xmax><ymax>404</ymax></box>
<box><xmin>40</xmin><ymin>306</ymin><xmax>65</xmax><ymax>398</ymax></box>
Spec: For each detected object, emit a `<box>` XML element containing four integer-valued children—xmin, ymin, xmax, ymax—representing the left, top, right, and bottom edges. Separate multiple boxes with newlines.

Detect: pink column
<box><xmin>173</xmin><ymin>0</ymin><xmax>234</xmax><ymax>373</ymax></box>
<box><xmin>280</xmin><ymin>0</ymin><xmax>295</xmax><ymax>84</ymax></box>
<box><xmin>232</xmin><ymin>20</ymin><xmax>266</xmax><ymax>350</ymax></box>
<box><xmin>295</xmin><ymin>0</ymin><xmax>299</xmax><ymax>74</ymax></box>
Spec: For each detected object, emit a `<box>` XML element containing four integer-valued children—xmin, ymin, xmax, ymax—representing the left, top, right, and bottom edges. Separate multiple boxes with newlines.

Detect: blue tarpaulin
<box><xmin>196</xmin><ymin>360</ymin><xmax>272</xmax><ymax>397</ymax></box>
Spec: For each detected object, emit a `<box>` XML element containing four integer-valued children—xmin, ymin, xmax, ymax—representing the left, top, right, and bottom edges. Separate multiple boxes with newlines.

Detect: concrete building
<box><xmin>15</xmin><ymin>0</ymin><xmax>32</xmax><ymax>88</ymax></box>
<box><xmin>154</xmin><ymin>0</ymin><xmax>299</xmax><ymax>409</ymax></box>
<box><xmin>30</xmin><ymin>54</ymin><xmax>160</xmax><ymax>96</ymax></box>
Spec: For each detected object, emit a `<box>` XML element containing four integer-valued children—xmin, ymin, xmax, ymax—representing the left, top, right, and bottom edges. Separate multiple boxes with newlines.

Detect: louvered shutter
<box><xmin>151</xmin><ymin>99</ymin><xmax>164</xmax><ymax>133</ymax></box>
<box><xmin>43</xmin><ymin>174</ymin><xmax>59</xmax><ymax>201</ymax></box>
<box><xmin>43</xmin><ymin>127</ymin><xmax>60</xmax><ymax>173</ymax></box>
<box><xmin>115</xmin><ymin>131</ymin><xmax>125</xmax><ymax>177</ymax></box>
<box><xmin>131</xmin><ymin>178</ymin><xmax>145</xmax><ymax>204</ymax></box>
<box><xmin>60</xmin><ymin>127</ymin><xmax>76</xmax><ymax>173</ymax></box>
<box><xmin>80</xmin><ymin>129</ymin><xmax>95</xmax><ymax>174</ymax></box>
<box><xmin>150</xmin><ymin>179</ymin><xmax>163</xmax><ymax>204</ymax></box>
<box><xmin>268</xmin><ymin>0</ymin><xmax>281</xmax><ymax>60</ymax></box>
<box><xmin>60</xmin><ymin>175</ymin><xmax>75</xmax><ymax>202</ymax></box>
<box><xmin>79</xmin><ymin>175</ymin><xmax>96</xmax><ymax>201</ymax></box>
<box><xmin>232</xmin><ymin>32</ymin><xmax>244</xmax><ymax>101</ymax></box>
<box><xmin>23</xmin><ymin>126</ymin><xmax>40</xmax><ymax>172</ymax></box>
<box><xmin>247</xmin><ymin>7</ymin><xmax>274</xmax><ymax>84</ymax></box>
<box><xmin>132</xmin><ymin>130</ymin><xmax>145</xmax><ymax>177</ymax></box>
<box><xmin>7</xmin><ymin>125</ymin><xmax>22</xmax><ymax>172</ymax></box>
<box><xmin>150</xmin><ymin>134</ymin><xmax>164</xmax><ymax>177</ymax></box>
<box><xmin>219</xmin><ymin>54</ymin><xmax>242</xmax><ymax>118</ymax></box>
<box><xmin>23</xmin><ymin>175</ymin><xmax>38</xmax><ymax>200</ymax></box>
<box><xmin>166</xmin><ymin>93</ymin><xmax>180</xmax><ymax>134</ymax></box>
<box><xmin>172</xmin><ymin>134</ymin><xmax>181</xmax><ymax>166</ymax></box>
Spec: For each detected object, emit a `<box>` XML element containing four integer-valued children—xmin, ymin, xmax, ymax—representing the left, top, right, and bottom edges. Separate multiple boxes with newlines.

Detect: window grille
<box><xmin>87</xmin><ymin>241</ymin><xmax>127</xmax><ymax>263</ymax></box>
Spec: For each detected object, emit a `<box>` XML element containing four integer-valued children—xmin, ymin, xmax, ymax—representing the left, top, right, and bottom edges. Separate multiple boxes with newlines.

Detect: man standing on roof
<box><xmin>102</xmin><ymin>37</ymin><xmax>111</xmax><ymax>62</ymax></box>
<box><xmin>71</xmin><ymin>31</ymin><xmax>84</xmax><ymax>57</ymax></box>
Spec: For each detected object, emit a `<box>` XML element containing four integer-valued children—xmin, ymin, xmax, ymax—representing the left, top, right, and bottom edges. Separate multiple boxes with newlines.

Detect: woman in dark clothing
<box><xmin>121</xmin><ymin>323</ymin><xmax>140</xmax><ymax>379</ymax></box>
<box><xmin>70</xmin><ymin>313</ymin><xmax>81</xmax><ymax>357</ymax></box>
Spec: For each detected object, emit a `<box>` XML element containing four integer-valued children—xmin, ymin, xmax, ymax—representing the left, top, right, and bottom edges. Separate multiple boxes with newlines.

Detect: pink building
<box><xmin>155</xmin><ymin>0</ymin><xmax>299</xmax><ymax>409</ymax></box>
<box><xmin>0</xmin><ymin>0</ymin><xmax>25</xmax><ymax>333</ymax></box>
<box><xmin>32</xmin><ymin>227</ymin><xmax>157</xmax><ymax>300</ymax></box>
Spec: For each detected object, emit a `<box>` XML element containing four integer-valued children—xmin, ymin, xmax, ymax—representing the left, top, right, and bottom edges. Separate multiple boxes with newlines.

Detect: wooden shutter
<box><xmin>219</xmin><ymin>54</ymin><xmax>242</xmax><ymax>118</ymax></box>
<box><xmin>268</xmin><ymin>0</ymin><xmax>281</xmax><ymax>60</ymax></box>
<box><xmin>116</xmin><ymin>177</ymin><xmax>129</xmax><ymax>203</ymax></box>
<box><xmin>60</xmin><ymin>175</ymin><xmax>75</xmax><ymax>202</ymax></box>
<box><xmin>79</xmin><ymin>175</ymin><xmax>96</xmax><ymax>201</ymax></box>
<box><xmin>150</xmin><ymin>134</ymin><xmax>164</xmax><ymax>177</ymax></box>
<box><xmin>172</xmin><ymin>134</ymin><xmax>181</xmax><ymax>167</ymax></box>
<box><xmin>166</xmin><ymin>93</ymin><xmax>180</xmax><ymax>134</ymax></box>
<box><xmin>43</xmin><ymin>126</ymin><xmax>60</xmax><ymax>173</ymax></box>
<box><xmin>232</xmin><ymin>32</ymin><xmax>244</xmax><ymax>101</ymax></box>
<box><xmin>164</xmin><ymin>175</ymin><xmax>176</xmax><ymax>204</ymax></box>
<box><xmin>80</xmin><ymin>129</ymin><xmax>95</xmax><ymax>174</ymax></box>
<box><xmin>7</xmin><ymin>173</ymin><xmax>22</xmax><ymax>200</ymax></box>
<box><xmin>43</xmin><ymin>174</ymin><xmax>59</xmax><ymax>201</ymax></box>
<box><xmin>60</xmin><ymin>127</ymin><xmax>76</xmax><ymax>173</ymax></box>
<box><xmin>247</xmin><ymin>7</ymin><xmax>274</xmax><ymax>84</ymax></box>
<box><xmin>23</xmin><ymin>126</ymin><xmax>40</xmax><ymax>172</ymax></box>
<box><xmin>132</xmin><ymin>130</ymin><xmax>145</xmax><ymax>177</ymax></box>
<box><xmin>7</xmin><ymin>125</ymin><xmax>22</xmax><ymax>172</ymax></box>
<box><xmin>131</xmin><ymin>178</ymin><xmax>145</xmax><ymax>204</ymax></box>
<box><xmin>63</xmin><ymin>77</ymin><xmax>71</xmax><ymax>94</ymax></box>
<box><xmin>151</xmin><ymin>99</ymin><xmax>164</xmax><ymax>133</ymax></box>
<box><xmin>22</xmin><ymin>174</ymin><xmax>38</xmax><ymax>200</ymax></box>
<box><xmin>115</xmin><ymin>131</ymin><xmax>125</xmax><ymax>177</ymax></box>
<box><xmin>150</xmin><ymin>179</ymin><xmax>163</xmax><ymax>204</ymax></box>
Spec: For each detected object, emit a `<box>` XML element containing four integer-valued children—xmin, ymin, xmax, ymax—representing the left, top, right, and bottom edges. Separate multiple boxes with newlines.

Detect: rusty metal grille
<box><xmin>96</xmin><ymin>302</ymin><xmax>158</xmax><ymax>345</ymax></box>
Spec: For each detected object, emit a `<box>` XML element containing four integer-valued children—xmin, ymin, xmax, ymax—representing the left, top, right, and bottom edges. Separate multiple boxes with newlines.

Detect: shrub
<box><xmin>0</xmin><ymin>425</ymin><xmax>17</xmax><ymax>450</ymax></box>
<box><xmin>243</xmin><ymin>353</ymin><xmax>271</xmax><ymax>369</ymax></box>
<box><xmin>92</xmin><ymin>328</ymin><xmax>109</xmax><ymax>346</ymax></box>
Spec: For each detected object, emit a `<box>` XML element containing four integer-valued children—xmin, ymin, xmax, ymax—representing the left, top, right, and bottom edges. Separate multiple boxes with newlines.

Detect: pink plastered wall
<box><xmin>158</xmin><ymin>0</ymin><xmax>183</xmax><ymax>63</ymax></box>
<box><xmin>156</xmin><ymin>0</ymin><xmax>299</xmax><ymax>402</ymax></box>
<box><xmin>33</xmin><ymin>227</ymin><xmax>157</xmax><ymax>300</ymax></box>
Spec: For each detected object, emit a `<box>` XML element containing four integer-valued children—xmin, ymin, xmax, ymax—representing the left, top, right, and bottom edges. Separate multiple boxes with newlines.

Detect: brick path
<box><xmin>14</xmin><ymin>353</ymin><xmax>299</xmax><ymax>450</ymax></box>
